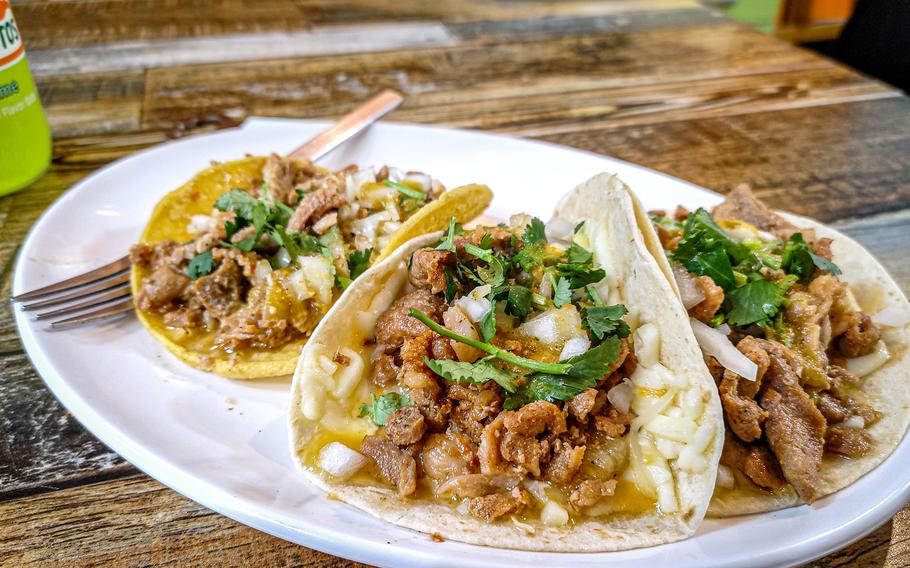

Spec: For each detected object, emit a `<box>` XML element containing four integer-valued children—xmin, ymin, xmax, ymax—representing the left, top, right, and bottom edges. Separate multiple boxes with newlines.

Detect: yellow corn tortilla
<box><xmin>131</xmin><ymin>157</ymin><xmax>492</xmax><ymax>378</ymax></box>
<box><xmin>288</xmin><ymin>174</ymin><xmax>724</xmax><ymax>551</ymax></box>
<box><xmin>629</xmin><ymin>199</ymin><xmax>910</xmax><ymax>516</ymax></box>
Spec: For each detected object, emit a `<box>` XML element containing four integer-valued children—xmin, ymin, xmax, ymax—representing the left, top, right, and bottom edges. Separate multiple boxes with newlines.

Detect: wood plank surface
<box><xmin>3</xmin><ymin>0</ymin><xmax>910</xmax><ymax>565</ymax></box>
<box><xmin>0</xmin><ymin>473</ymin><xmax>902</xmax><ymax>568</ymax></box>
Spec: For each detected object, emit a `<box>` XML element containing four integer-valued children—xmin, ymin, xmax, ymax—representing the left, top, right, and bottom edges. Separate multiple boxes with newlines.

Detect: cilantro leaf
<box><xmin>565</xmin><ymin>242</ymin><xmax>593</xmax><ymax>265</ymax></box>
<box><xmin>425</xmin><ymin>357</ymin><xmax>517</xmax><ymax>393</ymax></box>
<box><xmin>781</xmin><ymin>232</ymin><xmax>841</xmax><ymax>283</ymax></box>
<box><xmin>522</xmin><ymin>217</ymin><xmax>547</xmax><ymax>245</ymax></box>
<box><xmin>582</xmin><ymin>305</ymin><xmax>630</xmax><ymax>341</ymax></box>
<box><xmin>473</xmin><ymin>256</ymin><xmax>507</xmax><ymax>289</ymax></box>
<box><xmin>682</xmin><ymin>208</ymin><xmax>753</xmax><ymax>264</ymax></box>
<box><xmin>504</xmin><ymin>374</ymin><xmax>596</xmax><ymax>409</ymax></box>
<box><xmin>671</xmin><ymin>208</ymin><xmax>754</xmax><ymax>291</ymax></box>
<box><xmin>514</xmin><ymin>242</ymin><xmax>545</xmax><ymax>272</ymax></box>
<box><xmin>187</xmin><ymin>250</ymin><xmax>215</xmax><ymax>280</ymax></box>
<box><xmin>478</xmin><ymin>233</ymin><xmax>494</xmax><ymax>250</ymax></box>
<box><xmin>724</xmin><ymin>279</ymin><xmax>785</xmax><ymax>327</ymax></box>
<box><xmin>359</xmin><ymin>392</ymin><xmax>412</xmax><ymax>426</ymax></box>
<box><xmin>464</xmin><ymin>243</ymin><xmax>493</xmax><ymax>262</ymax></box>
<box><xmin>436</xmin><ymin>217</ymin><xmax>460</xmax><ymax>252</ymax></box>
<box><xmin>214</xmin><ymin>189</ymin><xmax>258</xmax><ymax>220</ymax></box>
<box><xmin>556</xmin><ymin>263</ymin><xmax>606</xmax><ymax>289</ymax></box>
<box><xmin>585</xmin><ymin>285</ymin><xmax>603</xmax><ymax>306</ymax></box>
<box><xmin>553</xmin><ymin>276</ymin><xmax>572</xmax><ymax>308</ymax></box>
<box><xmin>480</xmin><ymin>302</ymin><xmax>497</xmax><ymax>341</ymax></box>
<box><xmin>505</xmin><ymin>285</ymin><xmax>533</xmax><ymax>319</ymax></box>
<box><xmin>231</xmin><ymin>236</ymin><xmax>257</xmax><ymax>252</ymax></box>
<box><xmin>444</xmin><ymin>266</ymin><xmax>458</xmax><ymax>303</ymax></box>
<box><xmin>678</xmin><ymin>247</ymin><xmax>736</xmax><ymax>291</ymax></box>
<box><xmin>348</xmin><ymin>248</ymin><xmax>373</xmax><ymax>281</ymax></box>
<box><xmin>563</xmin><ymin>336</ymin><xmax>624</xmax><ymax>381</ymax></box>
<box><xmin>383</xmin><ymin>179</ymin><xmax>425</xmax><ymax>200</ymax></box>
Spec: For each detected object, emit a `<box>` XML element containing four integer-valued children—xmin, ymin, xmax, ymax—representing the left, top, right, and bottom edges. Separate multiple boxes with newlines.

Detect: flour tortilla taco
<box><xmin>130</xmin><ymin>154</ymin><xmax>492</xmax><ymax>378</ymax></box>
<box><xmin>646</xmin><ymin>185</ymin><xmax>910</xmax><ymax>515</ymax></box>
<box><xmin>288</xmin><ymin>173</ymin><xmax>723</xmax><ymax>551</ymax></box>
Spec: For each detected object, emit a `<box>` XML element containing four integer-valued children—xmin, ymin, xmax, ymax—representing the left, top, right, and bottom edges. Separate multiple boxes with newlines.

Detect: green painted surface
<box><xmin>710</xmin><ymin>0</ymin><xmax>781</xmax><ymax>34</ymax></box>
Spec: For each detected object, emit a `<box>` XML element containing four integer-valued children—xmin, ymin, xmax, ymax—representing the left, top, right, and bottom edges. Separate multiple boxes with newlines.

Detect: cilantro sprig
<box><xmin>504</xmin><ymin>338</ymin><xmax>623</xmax><ymax>408</ymax></box>
<box><xmin>781</xmin><ymin>232</ymin><xmax>841</xmax><ymax>283</ymax></box>
<box><xmin>187</xmin><ymin>250</ymin><xmax>215</xmax><ymax>280</ymax></box>
<box><xmin>409</xmin><ymin>308</ymin><xmax>570</xmax><ymax>375</ymax></box>
<box><xmin>383</xmin><ymin>179</ymin><xmax>426</xmax><ymax>201</ymax></box>
<box><xmin>424</xmin><ymin>357</ymin><xmax>517</xmax><ymax>392</ymax></box>
<box><xmin>723</xmin><ymin>279</ymin><xmax>786</xmax><ymax>327</ymax></box>
<box><xmin>359</xmin><ymin>392</ymin><xmax>411</xmax><ymax>426</ymax></box>
<box><xmin>582</xmin><ymin>304</ymin><xmax>630</xmax><ymax>341</ymax></box>
<box><xmin>347</xmin><ymin>248</ymin><xmax>373</xmax><ymax>281</ymax></box>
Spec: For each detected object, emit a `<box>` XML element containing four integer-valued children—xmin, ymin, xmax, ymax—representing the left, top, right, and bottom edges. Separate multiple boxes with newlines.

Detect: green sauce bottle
<box><xmin>0</xmin><ymin>0</ymin><xmax>51</xmax><ymax>196</ymax></box>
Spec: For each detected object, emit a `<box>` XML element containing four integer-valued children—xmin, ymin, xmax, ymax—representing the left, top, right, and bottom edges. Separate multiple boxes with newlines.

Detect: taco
<box><xmin>646</xmin><ymin>185</ymin><xmax>910</xmax><ymax>515</ymax></box>
<box><xmin>288</xmin><ymin>173</ymin><xmax>723</xmax><ymax>551</ymax></box>
<box><xmin>130</xmin><ymin>154</ymin><xmax>492</xmax><ymax>378</ymax></box>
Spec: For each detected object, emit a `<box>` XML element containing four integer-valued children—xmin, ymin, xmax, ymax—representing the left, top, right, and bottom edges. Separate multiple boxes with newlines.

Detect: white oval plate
<box><xmin>14</xmin><ymin>118</ymin><xmax>910</xmax><ymax>567</ymax></box>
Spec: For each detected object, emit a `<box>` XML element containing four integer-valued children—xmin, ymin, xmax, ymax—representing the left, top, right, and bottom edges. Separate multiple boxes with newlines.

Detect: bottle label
<box><xmin>0</xmin><ymin>1</ymin><xmax>24</xmax><ymax>72</ymax></box>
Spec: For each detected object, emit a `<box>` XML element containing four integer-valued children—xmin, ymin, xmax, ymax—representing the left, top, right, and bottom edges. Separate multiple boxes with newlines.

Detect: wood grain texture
<box><xmin>14</xmin><ymin>0</ymin><xmax>310</xmax><ymax>49</ymax></box>
<box><xmin>0</xmin><ymin>351</ymin><xmax>132</xmax><ymax>499</ymax></box>
<box><xmin>140</xmin><ymin>24</ymin><xmax>864</xmax><ymax>129</ymax></box>
<box><xmin>4</xmin><ymin>0</ymin><xmax>910</xmax><ymax>565</ymax></box>
<box><xmin>0</xmin><ymin>475</ymin><xmax>368</xmax><ymax>567</ymax></box>
<box><xmin>542</xmin><ymin>98</ymin><xmax>910</xmax><ymax>223</ymax></box>
<box><xmin>0</xmin><ymin>473</ymin><xmax>901</xmax><ymax>568</ymax></box>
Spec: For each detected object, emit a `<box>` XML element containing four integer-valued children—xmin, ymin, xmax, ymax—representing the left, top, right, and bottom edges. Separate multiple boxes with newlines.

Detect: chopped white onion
<box><xmin>187</xmin><ymin>214</ymin><xmax>217</xmax><ymax>235</ymax></box>
<box><xmin>545</xmin><ymin>217</ymin><xmax>575</xmax><ymax>245</ymax></box>
<box><xmin>716</xmin><ymin>323</ymin><xmax>732</xmax><ymax>336</ymax></box>
<box><xmin>672</xmin><ymin>263</ymin><xmax>705</xmax><ymax>309</ymax></box>
<box><xmin>716</xmin><ymin>465</ymin><xmax>735</xmax><ymax>489</ymax></box>
<box><xmin>843</xmin><ymin>415</ymin><xmax>865</xmax><ymax>429</ymax></box>
<box><xmin>539</xmin><ymin>274</ymin><xmax>553</xmax><ymax>299</ymax></box>
<box><xmin>540</xmin><ymin>501</ymin><xmax>569</xmax><ymax>526</ymax></box>
<box><xmin>292</xmin><ymin>255</ymin><xmax>334</xmax><ymax>306</ymax></box>
<box><xmin>351</xmin><ymin>210</ymin><xmax>392</xmax><ymax>244</ymax></box>
<box><xmin>345</xmin><ymin>167</ymin><xmax>376</xmax><ymax>200</ymax></box>
<box><xmin>318</xmin><ymin>442</ymin><xmax>369</xmax><ymax>480</ymax></box>
<box><xmin>845</xmin><ymin>340</ymin><xmax>890</xmax><ymax>378</ymax></box>
<box><xmin>518</xmin><ymin>306</ymin><xmax>582</xmax><ymax>347</ymax></box>
<box><xmin>522</xmin><ymin>479</ymin><xmax>549</xmax><ymax>503</ymax></box>
<box><xmin>443</xmin><ymin>306</ymin><xmax>484</xmax><ymax>362</ymax></box>
<box><xmin>690</xmin><ymin>318</ymin><xmax>757</xmax><ymax>381</ymax></box>
<box><xmin>402</xmin><ymin>172</ymin><xmax>432</xmax><ymax>192</ymax></box>
<box><xmin>873</xmin><ymin>305</ymin><xmax>910</xmax><ymax>327</ymax></box>
<box><xmin>253</xmin><ymin>259</ymin><xmax>272</xmax><ymax>284</ymax></box>
<box><xmin>559</xmin><ymin>335</ymin><xmax>590</xmax><ymax>360</ymax></box>
<box><xmin>607</xmin><ymin>379</ymin><xmax>634</xmax><ymax>414</ymax></box>
<box><xmin>509</xmin><ymin>213</ymin><xmax>534</xmax><ymax>230</ymax></box>
<box><xmin>455</xmin><ymin>285</ymin><xmax>492</xmax><ymax>323</ymax></box>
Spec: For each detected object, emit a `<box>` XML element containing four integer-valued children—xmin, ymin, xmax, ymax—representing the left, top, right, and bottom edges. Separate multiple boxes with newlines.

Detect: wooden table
<box><xmin>2</xmin><ymin>1</ymin><xmax>909</xmax><ymax>565</ymax></box>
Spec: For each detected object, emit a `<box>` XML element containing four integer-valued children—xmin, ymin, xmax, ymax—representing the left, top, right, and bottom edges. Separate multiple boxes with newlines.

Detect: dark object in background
<box><xmin>823</xmin><ymin>0</ymin><xmax>910</xmax><ymax>93</ymax></box>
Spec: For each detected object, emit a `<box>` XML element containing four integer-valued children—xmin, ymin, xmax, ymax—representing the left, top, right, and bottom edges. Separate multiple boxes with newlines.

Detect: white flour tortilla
<box><xmin>288</xmin><ymin>174</ymin><xmax>724</xmax><ymax>550</ymax></box>
<box><xmin>699</xmin><ymin>213</ymin><xmax>910</xmax><ymax>516</ymax></box>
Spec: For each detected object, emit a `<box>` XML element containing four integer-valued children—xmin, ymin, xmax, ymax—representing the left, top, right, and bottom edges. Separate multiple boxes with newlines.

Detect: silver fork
<box><xmin>11</xmin><ymin>89</ymin><xmax>405</xmax><ymax>328</ymax></box>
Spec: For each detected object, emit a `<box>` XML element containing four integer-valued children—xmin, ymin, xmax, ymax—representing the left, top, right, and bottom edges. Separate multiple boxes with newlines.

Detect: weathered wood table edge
<box><xmin>2</xmin><ymin>1</ymin><xmax>910</xmax><ymax>565</ymax></box>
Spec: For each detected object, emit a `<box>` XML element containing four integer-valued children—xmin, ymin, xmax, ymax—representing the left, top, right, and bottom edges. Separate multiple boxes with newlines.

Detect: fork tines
<box><xmin>12</xmin><ymin>255</ymin><xmax>135</xmax><ymax>327</ymax></box>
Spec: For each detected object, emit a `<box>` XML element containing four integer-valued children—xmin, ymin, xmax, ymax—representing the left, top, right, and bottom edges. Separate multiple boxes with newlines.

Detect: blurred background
<box><xmin>707</xmin><ymin>0</ymin><xmax>910</xmax><ymax>92</ymax></box>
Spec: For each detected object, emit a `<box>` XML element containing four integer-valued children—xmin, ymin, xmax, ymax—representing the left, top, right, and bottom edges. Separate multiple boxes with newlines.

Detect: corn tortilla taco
<box><xmin>646</xmin><ymin>186</ymin><xmax>910</xmax><ymax>515</ymax></box>
<box><xmin>288</xmin><ymin>173</ymin><xmax>724</xmax><ymax>551</ymax></box>
<box><xmin>130</xmin><ymin>154</ymin><xmax>492</xmax><ymax>378</ymax></box>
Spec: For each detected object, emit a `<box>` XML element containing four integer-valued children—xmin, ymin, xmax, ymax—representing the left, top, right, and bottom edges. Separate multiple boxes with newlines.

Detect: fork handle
<box><xmin>287</xmin><ymin>89</ymin><xmax>404</xmax><ymax>162</ymax></box>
